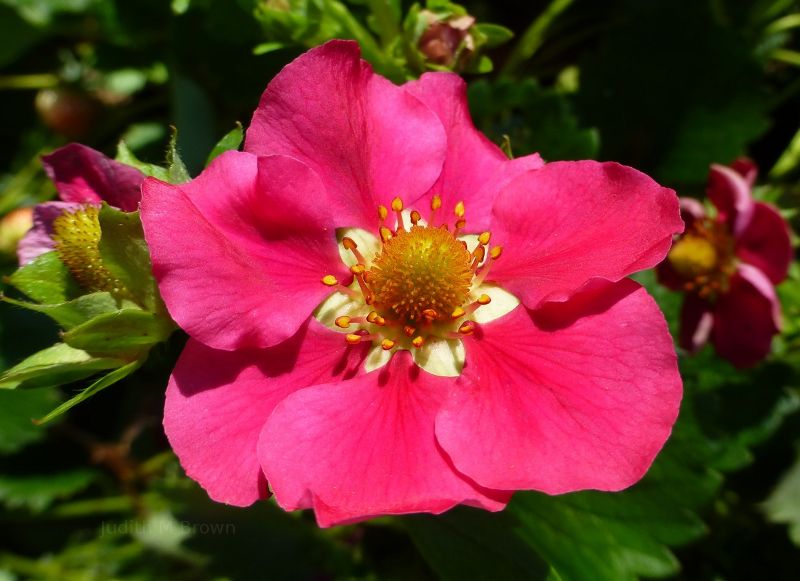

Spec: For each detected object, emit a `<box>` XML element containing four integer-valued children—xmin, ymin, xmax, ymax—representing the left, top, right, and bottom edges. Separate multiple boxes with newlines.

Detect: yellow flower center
<box><xmin>667</xmin><ymin>218</ymin><xmax>737</xmax><ymax>300</ymax></box>
<box><xmin>667</xmin><ymin>235</ymin><xmax>718</xmax><ymax>279</ymax></box>
<box><xmin>316</xmin><ymin>195</ymin><xmax>517</xmax><ymax>376</ymax></box>
<box><xmin>370</xmin><ymin>224</ymin><xmax>473</xmax><ymax>323</ymax></box>
<box><xmin>52</xmin><ymin>206</ymin><xmax>127</xmax><ymax>296</ymax></box>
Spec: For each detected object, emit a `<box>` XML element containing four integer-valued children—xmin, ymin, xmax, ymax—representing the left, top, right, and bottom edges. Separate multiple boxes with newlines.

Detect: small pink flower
<box><xmin>657</xmin><ymin>160</ymin><xmax>793</xmax><ymax>368</ymax></box>
<box><xmin>141</xmin><ymin>41</ymin><xmax>683</xmax><ymax>526</ymax></box>
<box><xmin>18</xmin><ymin>143</ymin><xmax>144</xmax><ymax>265</ymax></box>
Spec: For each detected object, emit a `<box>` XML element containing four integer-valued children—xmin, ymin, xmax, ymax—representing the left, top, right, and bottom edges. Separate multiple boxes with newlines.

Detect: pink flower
<box><xmin>657</xmin><ymin>160</ymin><xmax>793</xmax><ymax>368</ymax></box>
<box><xmin>141</xmin><ymin>40</ymin><xmax>683</xmax><ymax>526</ymax></box>
<box><xmin>18</xmin><ymin>143</ymin><xmax>144</xmax><ymax>265</ymax></box>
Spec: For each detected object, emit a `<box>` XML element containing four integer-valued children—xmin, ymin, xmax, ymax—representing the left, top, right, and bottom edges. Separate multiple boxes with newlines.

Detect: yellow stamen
<box><xmin>381</xmin><ymin>338</ymin><xmax>395</xmax><ymax>350</ymax></box>
<box><xmin>335</xmin><ymin>316</ymin><xmax>351</xmax><ymax>328</ymax></box>
<box><xmin>321</xmin><ymin>274</ymin><xmax>338</xmax><ymax>286</ymax></box>
<box><xmin>411</xmin><ymin>336</ymin><xmax>425</xmax><ymax>348</ymax></box>
<box><xmin>478</xmin><ymin>231</ymin><xmax>491</xmax><ymax>246</ymax></box>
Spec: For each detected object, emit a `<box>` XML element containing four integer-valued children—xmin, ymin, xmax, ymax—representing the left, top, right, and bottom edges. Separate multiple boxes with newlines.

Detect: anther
<box><xmin>367</xmin><ymin>311</ymin><xmax>379</xmax><ymax>323</ymax></box>
<box><xmin>490</xmin><ymin>246</ymin><xmax>503</xmax><ymax>259</ymax></box>
<box><xmin>403</xmin><ymin>325</ymin><xmax>416</xmax><ymax>337</ymax></box>
<box><xmin>458</xmin><ymin>321</ymin><xmax>475</xmax><ymax>335</ymax></box>
<box><xmin>450</xmin><ymin>306</ymin><xmax>466</xmax><ymax>319</ymax></box>
<box><xmin>430</xmin><ymin>195</ymin><xmax>442</xmax><ymax>225</ymax></box>
<box><xmin>411</xmin><ymin>336</ymin><xmax>425</xmax><ymax>348</ymax></box>
<box><xmin>345</xmin><ymin>333</ymin><xmax>363</xmax><ymax>345</ymax></box>
<box><xmin>454</xmin><ymin>218</ymin><xmax>466</xmax><ymax>237</ymax></box>
<box><xmin>321</xmin><ymin>275</ymin><xmax>338</xmax><ymax>286</ymax></box>
<box><xmin>378</xmin><ymin>205</ymin><xmax>388</xmax><ymax>222</ymax></box>
<box><xmin>478</xmin><ymin>231</ymin><xmax>492</xmax><ymax>246</ymax></box>
<box><xmin>381</xmin><ymin>339</ymin><xmax>396</xmax><ymax>351</ymax></box>
<box><xmin>335</xmin><ymin>316</ymin><xmax>351</xmax><ymax>328</ymax></box>
<box><xmin>477</xmin><ymin>294</ymin><xmax>491</xmax><ymax>305</ymax></box>
<box><xmin>471</xmin><ymin>245</ymin><xmax>486</xmax><ymax>270</ymax></box>
<box><xmin>392</xmin><ymin>197</ymin><xmax>405</xmax><ymax>231</ymax></box>
<box><xmin>350</xmin><ymin>264</ymin><xmax>366</xmax><ymax>275</ymax></box>
<box><xmin>374</xmin><ymin>316</ymin><xmax>386</xmax><ymax>326</ymax></box>
<box><xmin>343</xmin><ymin>237</ymin><xmax>366</xmax><ymax>264</ymax></box>
<box><xmin>410</xmin><ymin>210</ymin><xmax>421</xmax><ymax>225</ymax></box>
<box><xmin>380</xmin><ymin>226</ymin><xmax>393</xmax><ymax>243</ymax></box>
<box><xmin>454</xmin><ymin>201</ymin><xmax>465</xmax><ymax>218</ymax></box>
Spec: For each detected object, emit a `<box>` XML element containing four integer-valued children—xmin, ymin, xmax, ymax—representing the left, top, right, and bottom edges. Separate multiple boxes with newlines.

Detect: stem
<box><xmin>0</xmin><ymin>73</ymin><xmax>59</xmax><ymax>90</ymax></box>
<box><xmin>501</xmin><ymin>0</ymin><xmax>576</xmax><ymax>77</ymax></box>
<box><xmin>366</xmin><ymin>0</ymin><xmax>400</xmax><ymax>48</ymax></box>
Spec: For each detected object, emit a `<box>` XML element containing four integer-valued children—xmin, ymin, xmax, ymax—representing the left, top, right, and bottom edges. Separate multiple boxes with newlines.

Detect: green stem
<box><xmin>0</xmin><ymin>73</ymin><xmax>59</xmax><ymax>90</ymax></box>
<box><xmin>501</xmin><ymin>0</ymin><xmax>576</xmax><ymax>77</ymax></box>
<box><xmin>366</xmin><ymin>0</ymin><xmax>400</xmax><ymax>48</ymax></box>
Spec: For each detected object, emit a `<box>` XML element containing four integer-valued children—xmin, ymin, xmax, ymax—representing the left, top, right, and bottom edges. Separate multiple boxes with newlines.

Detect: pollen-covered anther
<box><xmin>411</xmin><ymin>336</ymin><xmax>425</xmax><ymax>348</ymax></box>
<box><xmin>335</xmin><ymin>316</ymin><xmax>351</xmax><ymax>328</ymax></box>
<box><xmin>410</xmin><ymin>210</ymin><xmax>421</xmax><ymax>225</ymax></box>
<box><xmin>380</xmin><ymin>226</ymin><xmax>393</xmax><ymax>243</ymax></box>
<box><xmin>345</xmin><ymin>333</ymin><xmax>363</xmax><ymax>345</ymax></box>
<box><xmin>378</xmin><ymin>205</ymin><xmax>388</xmax><ymax>222</ymax></box>
<box><xmin>342</xmin><ymin>237</ymin><xmax>366</xmax><ymax>264</ymax></box>
<box><xmin>451</xmin><ymin>306</ymin><xmax>466</xmax><ymax>319</ymax></box>
<box><xmin>391</xmin><ymin>197</ymin><xmax>405</xmax><ymax>231</ymax></box>
<box><xmin>381</xmin><ymin>339</ymin><xmax>395</xmax><ymax>351</ymax></box>
<box><xmin>457</xmin><ymin>321</ymin><xmax>475</xmax><ymax>335</ymax></box>
<box><xmin>403</xmin><ymin>325</ymin><xmax>416</xmax><ymax>337</ymax></box>
<box><xmin>478</xmin><ymin>231</ymin><xmax>491</xmax><ymax>245</ymax></box>
<box><xmin>321</xmin><ymin>274</ymin><xmax>338</xmax><ymax>286</ymax></box>
<box><xmin>454</xmin><ymin>200</ymin><xmax>465</xmax><ymax>218</ymax></box>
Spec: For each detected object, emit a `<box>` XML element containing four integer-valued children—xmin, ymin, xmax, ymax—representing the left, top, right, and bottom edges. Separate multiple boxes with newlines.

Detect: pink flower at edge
<box><xmin>140</xmin><ymin>40</ymin><xmax>684</xmax><ymax>526</ymax></box>
<box><xmin>657</xmin><ymin>159</ymin><xmax>793</xmax><ymax>368</ymax></box>
<box><xmin>17</xmin><ymin>143</ymin><xmax>144</xmax><ymax>265</ymax></box>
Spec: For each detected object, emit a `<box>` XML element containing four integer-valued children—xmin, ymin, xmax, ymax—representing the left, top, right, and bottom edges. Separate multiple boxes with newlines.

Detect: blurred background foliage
<box><xmin>1</xmin><ymin>0</ymin><xmax>800</xmax><ymax>579</ymax></box>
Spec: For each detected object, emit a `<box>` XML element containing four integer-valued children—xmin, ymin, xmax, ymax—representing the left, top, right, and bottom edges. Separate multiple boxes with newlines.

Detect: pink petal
<box><xmin>258</xmin><ymin>351</ymin><xmax>508</xmax><ymax>527</ymax></box>
<box><xmin>165</xmin><ymin>320</ymin><xmax>371</xmax><ymax>507</ymax></box>
<box><xmin>679</xmin><ymin>197</ymin><xmax>706</xmax><ymax>230</ymax></box>
<box><xmin>404</xmin><ymin>73</ymin><xmax>543</xmax><ymax>230</ymax></box>
<box><xmin>140</xmin><ymin>151</ymin><xmax>348</xmax><ymax>350</ymax></box>
<box><xmin>245</xmin><ymin>40</ymin><xmax>446</xmax><ymax>230</ymax></box>
<box><xmin>736</xmin><ymin>201</ymin><xmax>792</xmax><ymax>285</ymax></box>
<box><xmin>436</xmin><ymin>279</ymin><xmax>682</xmax><ymax>493</ymax></box>
<box><xmin>489</xmin><ymin>161</ymin><xmax>683</xmax><ymax>309</ymax></box>
<box><xmin>678</xmin><ymin>294</ymin><xmax>714</xmax><ymax>353</ymax></box>
<box><xmin>712</xmin><ymin>263</ymin><xmax>781</xmax><ymax>368</ymax></box>
<box><xmin>707</xmin><ymin>164</ymin><xmax>754</xmax><ymax>236</ymax></box>
<box><xmin>42</xmin><ymin>143</ymin><xmax>144</xmax><ymax>212</ymax></box>
<box><xmin>730</xmin><ymin>157</ymin><xmax>758</xmax><ymax>186</ymax></box>
<box><xmin>17</xmin><ymin>201</ymin><xmax>85</xmax><ymax>265</ymax></box>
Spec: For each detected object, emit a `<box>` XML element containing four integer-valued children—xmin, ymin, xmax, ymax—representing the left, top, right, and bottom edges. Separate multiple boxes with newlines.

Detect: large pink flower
<box><xmin>657</xmin><ymin>160</ymin><xmax>792</xmax><ymax>368</ymax></box>
<box><xmin>141</xmin><ymin>40</ymin><xmax>684</xmax><ymax>526</ymax></box>
<box><xmin>18</xmin><ymin>143</ymin><xmax>144</xmax><ymax>265</ymax></box>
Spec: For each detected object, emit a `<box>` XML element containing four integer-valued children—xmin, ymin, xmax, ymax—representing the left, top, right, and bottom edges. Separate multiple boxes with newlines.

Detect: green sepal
<box><xmin>0</xmin><ymin>343</ymin><xmax>126</xmax><ymax>390</ymax></box>
<box><xmin>5</xmin><ymin>251</ymin><xmax>80</xmax><ymax>304</ymax></box>
<box><xmin>167</xmin><ymin>126</ymin><xmax>191</xmax><ymax>184</ymax></box>
<box><xmin>205</xmin><ymin>122</ymin><xmax>244</xmax><ymax>166</ymax></box>
<box><xmin>34</xmin><ymin>359</ymin><xmax>142</xmax><ymax>425</ymax></box>
<box><xmin>115</xmin><ymin>140</ymin><xmax>170</xmax><ymax>181</ymax></box>
<box><xmin>473</xmin><ymin>23</ymin><xmax>513</xmax><ymax>47</ymax></box>
<box><xmin>97</xmin><ymin>204</ymin><xmax>165</xmax><ymax>314</ymax></box>
<box><xmin>2</xmin><ymin>291</ymin><xmax>123</xmax><ymax>330</ymax></box>
<box><xmin>63</xmin><ymin>309</ymin><xmax>175</xmax><ymax>359</ymax></box>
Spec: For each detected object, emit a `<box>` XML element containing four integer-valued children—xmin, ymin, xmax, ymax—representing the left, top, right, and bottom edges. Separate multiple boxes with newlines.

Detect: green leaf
<box><xmin>0</xmin><ymin>5</ymin><xmax>44</xmax><ymax>68</ymax></box>
<box><xmin>405</xmin><ymin>507</ymin><xmax>553</xmax><ymax>580</ymax></box>
<box><xmin>0</xmin><ymin>469</ymin><xmax>97</xmax><ymax>511</ymax></box>
<box><xmin>2</xmin><ymin>292</ymin><xmax>121</xmax><ymax>330</ymax></box>
<box><xmin>764</xmin><ymin>445</ymin><xmax>800</xmax><ymax>546</ymax></box>
<box><xmin>115</xmin><ymin>140</ymin><xmax>170</xmax><ymax>181</ymax></box>
<box><xmin>5</xmin><ymin>251</ymin><xmax>79</xmax><ymax>304</ymax></box>
<box><xmin>97</xmin><ymin>205</ymin><xmax>162</xmax><ymax>313</ymax></box>
<box><xmin>469</xmin><ymin>79</ymin><xmax>599</xmax><ymax>161</ymax></box>
<box><xmin>63</xmin><ymin>309</ymin><xmax>174</xmax><ymax>358</ymax></box>
<box><xmin>473</xmin><ymin>23</ymin><xmax>514</xmax><ymax>47</ymax></box>
<box><xmin>0</xmin><ymin>387</ymin><xmax>59</xmax><ymax>454</ymax></box>
<box><xmin>35</xmin><ymin>359</ymin><xmax>142</xmax><ymax>424</ymax></box>
<box><xmin>0</xmin><ymin>343</ymin><xmax>124</xmax><ymax>390</ymax></box>
<box><xmin>166</xmin><ymin>126</ymin><xmax>192</xmax><ymax>184</ymax></box>
<box><xmin>205</xmin><ymin>122</ymin><xmax>244</xmax><ymax>166</ymax></box>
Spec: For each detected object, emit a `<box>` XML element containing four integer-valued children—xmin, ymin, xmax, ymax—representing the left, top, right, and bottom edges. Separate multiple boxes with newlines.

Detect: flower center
<box><xmin>370</xmin><ymin>224</ymin><xmax>473</xmax><ymax>323</ymax></box>
<box><xmin>667</xmin><ymin>235</ymin><xmax>717</xmax><ymax>279</ymax></box>
<box><xmin>52</xmin><ymin>205</ymin><xmax>128</xmax><ymax>296</ymax></box>
<box><xmin>316</xmin><ymin>195</ymin><xmax>516</xmax><ymax>376</ymax></box>
<box><xmin>667</xmin><ymin>218</ymin><xmax>736</xmax><ymax>299</ymax></box>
